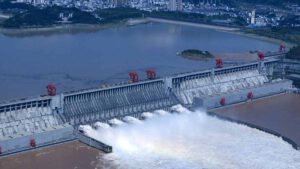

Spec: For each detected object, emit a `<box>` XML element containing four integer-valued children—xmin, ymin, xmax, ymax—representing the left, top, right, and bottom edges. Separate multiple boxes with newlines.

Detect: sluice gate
<box><xmin>0</xmin><ymin>57</ymin><xmax>294</xmax><ymax>156</ymax></box>
<box><xmin>63</xmin><ymin>80</ymin><xmax>179</xmax><ymax>126</ymax></box>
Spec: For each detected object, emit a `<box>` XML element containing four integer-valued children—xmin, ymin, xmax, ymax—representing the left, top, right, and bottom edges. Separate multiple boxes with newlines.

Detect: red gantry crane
<box><xmin>46</xmin><ymin>84</ymin><xmax>57</xmax><ymax>96</ymax></box>
<box><xmin>257</xmin><ymin>52</ymin><xmax>265</xmax><ymax>61</ymax></box>
<box><xmin>129</xmin><ymin>72</ymin><xmax>139</xmax><ymax>82</ymax></box>
<box><xmin>215</xmin><ymin>58</ymin><xmax>224</xmax><ymax>68</ymax></box>
<box><xmin>279</xmin><ymin>43</ymin><xmax>286</xmax><ymax>52</ymax></box>
<box><xmin>146</xmin><ymin>69</ymin><xmax>156</xmax><ymax>80</ymax></box>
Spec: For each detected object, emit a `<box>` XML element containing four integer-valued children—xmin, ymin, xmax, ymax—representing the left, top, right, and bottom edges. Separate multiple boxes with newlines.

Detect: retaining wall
<box><xmin>0</xmin><ymin>124</ymin><xmax>74</xmax><ymax>157</ymax></box>
<box><xmin>193</xmin><ymin>80</ymin><xmax>293</xmax><ymax>109</ymax></box>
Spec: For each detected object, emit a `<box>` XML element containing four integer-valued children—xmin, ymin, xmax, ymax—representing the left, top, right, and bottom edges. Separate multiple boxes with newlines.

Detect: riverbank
<box><xmin>148</xmin><ymin>17</ymin><xmax>296</xmax><ymax>48</ymax></box>
<box><xmin>0</xmin><ymin>18</ymin><xmax>148</xmax><ymax>37</ymax></box>
<box><xmin>228</xmin><ymin>31</ymin><xmax>296</xmax><ymax>48</ymax></box>
<box><xmin>0</xmin><ymin>17</ymin><xmax>234</xmax><ymax>35</ymax></box>
<box><xmin>0</xmin><ymin>23</ymin><xmax>116</xmax><ymax>37</ymax></box>
<box><xmin>0</xmin><ymin>17</ymin><xmax>295</xmax><ymax>49</ymax></box>
<box><xmin>147</xmin><ymin>17</ymin><xmax>239</xmax><ymax>31</ymax></box>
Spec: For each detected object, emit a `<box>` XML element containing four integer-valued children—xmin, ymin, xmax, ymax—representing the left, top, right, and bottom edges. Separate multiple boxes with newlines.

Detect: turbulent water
<box><xmin>83</xmin><ymin>106</ymin><xmax>300</xmax><ymax>169</ymax></box>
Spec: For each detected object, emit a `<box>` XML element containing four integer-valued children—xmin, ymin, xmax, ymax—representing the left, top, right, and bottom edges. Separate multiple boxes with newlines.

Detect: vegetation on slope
<box><xmin>0</xmin><ymin>1</ymin><xmax>34</xmax><ymax>11</ymax></box>
<box><xmin>221</xmin><ymin>0</ymin><xmax>300</xmax><ymax>7</ymax></box>
<box><xmin>2</xmin><ymin>6</ymin><xmax>98</xmax><ymax>28</ymax></box>
<box><xmin>243</xmin><ymin>27</ymin><xmax>300</xmax><ymax>45</ymax></box>
<box><xmin>1</xmin><ymin>7</ymin><xmax>145</xmax><ymax>28</ymax></box>
<box><xmin>148</xmin><ymin>11</ymin><xmax>247</xmax><ymax>27</ymax></box>
<box><xmin>286</xmin><ymin>46</ymin><xmax>300</xmax><ymax>60</ymax></box>
<box><xmin>95</xmin><ymin>8</ymin><xmax>143</xmax><ymax>23</ymax></box>
<box><xmin>178</xmin><ymin>49</ymin><xmax>214</xmax><ymax>60</ymax></box>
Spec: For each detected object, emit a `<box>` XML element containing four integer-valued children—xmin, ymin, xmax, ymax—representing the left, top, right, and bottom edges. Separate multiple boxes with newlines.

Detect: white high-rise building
<box><xmin>177</xmin><ymin>0</ymin><xmax>182</xmax><ymax>11</ymax></box>
<box><xmin>169</xmin><ymin>0</ymin><xmax>182</xmax><ymax>11</ymax></box>
<box><xmin>250</xmin><ymin>10</ymin><xmax>256</xmax><ymax>24</ymax></box>
<box><xmin>169</xmin><ymin>0</ymin><xmax>177</xmax><ymax>11</ymax></box>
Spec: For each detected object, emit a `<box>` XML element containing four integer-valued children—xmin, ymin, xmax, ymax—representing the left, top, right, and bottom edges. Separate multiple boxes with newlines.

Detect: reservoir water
<box><xmin>0</xmin><ymin>22</ymin><xmax>278</xmax><ymax>101</ymax></box>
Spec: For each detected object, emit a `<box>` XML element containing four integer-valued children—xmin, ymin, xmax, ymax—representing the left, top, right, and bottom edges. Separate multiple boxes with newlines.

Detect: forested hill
<box><xmin>190</xmin><ymin>0</ymin><xmax>300</xmax><ymax>6</ymax></box>
<box><xmin>224</xmin><ymin>0</ymin><xmax>300</xmax><ymax>6</ymax></box>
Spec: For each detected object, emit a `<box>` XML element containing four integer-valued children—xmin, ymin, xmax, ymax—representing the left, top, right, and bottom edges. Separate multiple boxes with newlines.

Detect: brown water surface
<box><xmin>0</xmin><ymin>141</ymin><xmax>104</xmax><ymax>169</ymax></box>
<box><xmin>214</xmin><ymin>93</ymin><xmax>300</xmax><ymax>146</ymax></box>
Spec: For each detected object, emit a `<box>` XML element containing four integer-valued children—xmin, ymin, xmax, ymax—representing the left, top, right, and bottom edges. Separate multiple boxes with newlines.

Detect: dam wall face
<box><xmin>193</xmin><ymin>80</ymin><xmax>293</xmax><ymax>109</ymax></box>
<box><xmin>0</xmin><ymin>58</ymin><xmax>293</xmax><ymax>156</ymax></box>
<box><xmin>63</xmin><ymin>80</ymin><xmax>179</xmax><ymax>126</ymax></box>
<box><xmin>0</xmin><ymin>124</ymin><xmax>74</xmax><ymax>156</ymax></box>
<box><xmin>0</xmin><ymin>98</ymin><xmax>65</xmax><ymax>139</ymax></box>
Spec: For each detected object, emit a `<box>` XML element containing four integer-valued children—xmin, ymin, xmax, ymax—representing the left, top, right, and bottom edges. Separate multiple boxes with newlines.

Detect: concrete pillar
<box><xmin>267</xmin><ymin>66</ymin><xmax>274</xmax><ymax>77</ymax></box>
<box><xmin>164</xmin><ymin>77</ymin><xmax>173</xmax><ymax>91</ymax></box>
<box><xmin>259</xmin><ymin>61</ymin><xmax>266</xmax><ymax>75</ymax></box>
<box><xmin>50</xmin><ymin>94</ymin><xmax>64</xmax><ymax>114</ymax></box>
<box><xmin>211</xmin><ymin>68</ymin><xmax>215</xmax><ymax>83</ymax></box>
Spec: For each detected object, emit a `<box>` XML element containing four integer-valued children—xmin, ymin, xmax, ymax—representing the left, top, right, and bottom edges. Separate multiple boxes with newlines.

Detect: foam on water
<box><xmin>85</xmin><ymin>108</ymin><xmax>300</xmax><ymax>169</ymax></box>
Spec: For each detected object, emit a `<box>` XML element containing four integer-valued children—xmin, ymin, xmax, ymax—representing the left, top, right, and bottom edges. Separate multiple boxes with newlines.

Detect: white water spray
<box><xmin>141</xmin><ymin>112</ymin><xmax>155</xmax><ymax>119</ymax></box>
<box><xmin>85</xmin><ymin>107</ymin><xmax>300</xmax><ymax>169</ymax></box>
<box><xmin>123</xmin><ymin>116</ymin><xmax>143</xmax><ymax>124</ymax></box>
<box><xmin>108</xmin><ymin>118</ymin><xmax>124</xmax><ymax>126</ymax></box>
<box><xmin>94</xmin><ymin>122</ymin><xmax>111</xmax><ymax>129</ymax></box>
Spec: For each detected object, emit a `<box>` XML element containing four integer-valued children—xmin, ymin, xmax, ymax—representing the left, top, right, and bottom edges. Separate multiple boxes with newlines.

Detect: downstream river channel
<box><xmin>0</xmin><ymin>22</ymin><xmax>279</xmax><ymax>101</ymax></box>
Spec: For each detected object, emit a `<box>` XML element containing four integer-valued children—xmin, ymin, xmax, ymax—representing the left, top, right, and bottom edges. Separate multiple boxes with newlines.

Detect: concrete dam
<box><xmin>0</xmin><ymin>52</ymin><xmax>294</xmax><ymax>156</ymax></box>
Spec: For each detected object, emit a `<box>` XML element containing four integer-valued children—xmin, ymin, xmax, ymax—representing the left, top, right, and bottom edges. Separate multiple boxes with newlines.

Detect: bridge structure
<box><xmin>0</xmin><ymin>52</ymin><xmax>293</xmax><ymax>156</ymax></box>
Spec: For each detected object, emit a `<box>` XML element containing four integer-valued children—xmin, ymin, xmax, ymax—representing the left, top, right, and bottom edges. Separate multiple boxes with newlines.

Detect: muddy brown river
<box><xmin>214</xmin><ymin>93</ymin><xmax>300</xmax><ymax>146</ymax></box>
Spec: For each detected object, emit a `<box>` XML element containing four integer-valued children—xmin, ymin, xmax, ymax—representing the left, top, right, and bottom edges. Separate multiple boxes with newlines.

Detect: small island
<box><xmin>178</xmin><ymin>49</ymin><xmax>214</xmax><ymax>61</ymax></box>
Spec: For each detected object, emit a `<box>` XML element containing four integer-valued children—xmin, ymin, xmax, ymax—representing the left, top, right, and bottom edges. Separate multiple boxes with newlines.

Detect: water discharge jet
<box><xmin>83</xmin><ymin>107</ymin><xmax>300</xmax><ymax>169</ymax></box>
<box><xmin>153</xmin><ymin>110</ymin><xmax>170</xmax><ymax>116</ymax></box>
<box><xmin>108</xmin><ymin>118</ymin><xmax>125</xmax><ymax>127</ymax></box>
<box><xmin>141</xmin><ymin>112</ymin><xmax>155</xmax><ymax>119</ymax></box>
<box><xmin>123</xmin><ymin>116</ymin><xmax>143</xmax><ymax>124</ymax></box>
<box><xmin>94</xmin><ymin>122</ymin><xmax>111</xmax><ymax>130</ymax></box>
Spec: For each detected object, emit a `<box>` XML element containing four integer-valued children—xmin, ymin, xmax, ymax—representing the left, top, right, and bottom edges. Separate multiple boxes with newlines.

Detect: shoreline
<box><xmin>177</xmin><ymin>49</ymin><xmax>214</xmax><ymax>61</ymax></box>
<box><xmin>179</xmin><ymin>55</ymin><xmax>212</xmax><ymax>61</ymax></box>
<box><xmin>0</xmin><ymin>17</ymin><xmax>239</xmax><ymax>36</ymax></box>
<box><xmin>0</xmin><ymin>17</ymin><xmax>296</xmax><ymax>48</ymax></box>
<box><xmin>0</xmin><ymin>23</ymin><xmax>123</xmax><ymax>37</ymax></box>
<box><xmin>227</xmin><ymin>31</ymin><xmax>296</xmax><ymax>48</ymax></box>
<box><xmin>147</xmin><ymin>17</ymin><xmax>296</xmax><ymax>47</ymax></box>
<box><xmin>147</xmin><ymin>17</ymin><xmax>239</xmax><ymax>31</ymax></box>
<box><xmin>0</xmin><ymin>19</ymin><xmax>147</xmax><ymax>37</ymax></box>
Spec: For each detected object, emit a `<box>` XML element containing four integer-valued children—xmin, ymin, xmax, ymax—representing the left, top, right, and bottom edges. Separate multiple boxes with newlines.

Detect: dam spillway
<box><xmin>63</xmin><ymin>80</ymin><xmax>179</xmax><ymax>126</ymax></box>
<box><xmin>0</xmin><ymin>54</ymin><xmax>295</xmax><ymax>156</ymax></box>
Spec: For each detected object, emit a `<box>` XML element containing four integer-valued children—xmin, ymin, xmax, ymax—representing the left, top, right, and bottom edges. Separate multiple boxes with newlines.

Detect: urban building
<box><xmin>250</xmin><ymin>10</ymin><xmax>256</xmax><ymax>24</ymax></box>
<box><xmin>169</xmin><ymin>0</ymin><xmax>182</xmax><ymax>11</ymax></box>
